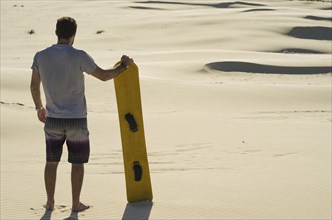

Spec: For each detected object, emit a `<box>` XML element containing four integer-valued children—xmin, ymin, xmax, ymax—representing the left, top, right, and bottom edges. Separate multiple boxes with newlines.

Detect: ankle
<box><xmin>47</xmin><ymin>198</ymin><xmax>55</xmax><ymax>203</ymax></box>
<box><xmin>72</xmin><ymin>202</ymin><xmax>90</xmax><ymax>212</ymax></box>
<box><xmin>72</xmin><ymin>200</ymin><xmax>80</xmax><ymax>207</ymax></box>
<box><xmin>44</xmin><ymin>199</ymin><xmax>55</xmax><ymax>211</ymax></box>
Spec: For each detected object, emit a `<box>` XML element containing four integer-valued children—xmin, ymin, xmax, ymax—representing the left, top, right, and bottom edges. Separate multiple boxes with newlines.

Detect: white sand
<box><xmin>1</xmin><ymin>0</ymin><xmax>331</xmax><ymax>219</ymax></box>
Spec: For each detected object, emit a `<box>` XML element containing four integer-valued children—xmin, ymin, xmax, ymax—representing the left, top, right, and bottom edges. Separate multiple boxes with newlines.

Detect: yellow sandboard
<box><xmin>114</xmin><ymin>62</ymin><xmax>153</xmax><ymax>203</ymax></box>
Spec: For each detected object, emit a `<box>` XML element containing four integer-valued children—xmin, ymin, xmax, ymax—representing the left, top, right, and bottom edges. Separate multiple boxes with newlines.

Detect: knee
<box><xmin>46</xmin><ymin>162</ymin><xmax>59</xmax><ymax>169</ymax></box>
<box><xmin>72</xmin><ymin>163</ymin><xmax>84</xmax><ymax>172</ymax></box>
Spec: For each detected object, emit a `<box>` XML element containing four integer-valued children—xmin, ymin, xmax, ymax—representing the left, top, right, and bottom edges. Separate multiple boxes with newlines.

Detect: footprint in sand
<box><xmin>56</xmin><ymin>205</ymin><xmax>70</xmax><ymax>213</ymax></box>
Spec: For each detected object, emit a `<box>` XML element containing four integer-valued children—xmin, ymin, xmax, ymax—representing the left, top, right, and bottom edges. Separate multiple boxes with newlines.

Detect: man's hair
<box><xmin>56</xmin><ymin>17</ymin><xmax>77</xmax><ymax>39</ymax></box>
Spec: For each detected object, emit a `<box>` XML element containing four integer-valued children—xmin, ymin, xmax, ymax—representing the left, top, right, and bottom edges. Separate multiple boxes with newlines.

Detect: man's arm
<box><xmin>30</xmin><ymin>69</ymin><xmax>46</xmax><ymax>123</ymax></box>
<box><xmin>91</xmin><ymin>55</ymin><xmax>134</xmax><ymax>81</ymax></box>
<box><xmin>90</xmin><ymin>65</ymin><xmax>126</xmax><ymax>81</ymax></box>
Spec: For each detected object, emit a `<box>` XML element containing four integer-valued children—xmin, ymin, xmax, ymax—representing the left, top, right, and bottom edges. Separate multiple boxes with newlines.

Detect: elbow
<box><xmin>30</xmin><ymin>84</ymin><xmax>38</xmax><ymax>94</ymax></box>
<box><xmin>30</xmin><ymin>81</ymin><xmax>41</xmax><ymax>96</ymax></box>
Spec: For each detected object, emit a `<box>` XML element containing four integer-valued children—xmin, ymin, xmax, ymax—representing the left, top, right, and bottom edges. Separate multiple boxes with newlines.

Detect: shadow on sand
<box><xmin>40</xmin><ymin>210</ymin><xmax>52</xmax><ymax>220</ymax></box>
<box><xmin>40</xmin><ymin>210</ymin><xmax>79</xmax><ymax>220</ymax></box>
<box><xmin>287</xmin><ymin>26</ymin><xmax>332</xmax><ymax>41</ymax></box>
<box><xmin>122</xmin><ymin>201</ymin><xmax>153</xmax><ymax>220</ymax></box>
<box><xmin>135</xmin><ymin>1</ymin><xmax>265</xmax><ymax>9</ymax></box>
<box><xmin>205</xmin><ymin>61</ymin><xmax>332</xmax><ymax>74</ymax></box>
<box><xmin>63</xmin><ymin>212</ymin><xmax>79</xmax><ymax>220</ymax></box>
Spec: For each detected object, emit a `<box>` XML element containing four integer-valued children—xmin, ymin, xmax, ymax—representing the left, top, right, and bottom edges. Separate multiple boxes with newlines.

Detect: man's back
<box><xmin>32</xmin><ymin>44</ymin><xmax>96</xmax><ymax>118</ymax></box>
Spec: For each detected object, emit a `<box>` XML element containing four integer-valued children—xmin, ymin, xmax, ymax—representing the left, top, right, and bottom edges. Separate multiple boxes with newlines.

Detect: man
<box><xmin>30</xmin><ymin>17</ymin><xmax>133</xmax><ymax>212</ymax></box>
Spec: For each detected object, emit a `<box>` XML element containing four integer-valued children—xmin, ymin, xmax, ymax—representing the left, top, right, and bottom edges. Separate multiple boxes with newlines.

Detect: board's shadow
<box><xmin>122</xmin><ymin>201</ymin><xmax>153</xmax><ymax>220</ymax></box>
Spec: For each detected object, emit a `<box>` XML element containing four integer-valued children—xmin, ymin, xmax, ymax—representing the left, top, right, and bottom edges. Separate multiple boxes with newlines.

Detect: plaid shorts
<box><xmin>44</xmin><ymin>117</ymin><xmax>90</xmax><ymax>163</ymax></box>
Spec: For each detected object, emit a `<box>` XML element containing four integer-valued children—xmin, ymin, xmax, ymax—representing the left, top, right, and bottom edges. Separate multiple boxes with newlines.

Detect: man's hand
<box><xmin>37</xmin><ymin>108</ymin><xmax>46</xmax><ymax>123</ymax></box>
<box><xmin>121</xmin><ymin>55</ymin><xmax>134</xmax><ymax>67</ymax></box>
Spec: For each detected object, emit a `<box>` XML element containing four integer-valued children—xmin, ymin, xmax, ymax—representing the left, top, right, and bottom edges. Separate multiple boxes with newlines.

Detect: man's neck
<box><xmin>57</xmin><ymin>38</ymin><xmax>72</xmax><ymax>45</ymax></box>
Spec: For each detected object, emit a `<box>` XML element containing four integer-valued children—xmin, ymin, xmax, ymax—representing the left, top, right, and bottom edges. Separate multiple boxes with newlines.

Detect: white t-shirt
<box><xmin>31</xmin><ymin>44</ymin><xmax>97</xmax><ymax>118</ymax></box>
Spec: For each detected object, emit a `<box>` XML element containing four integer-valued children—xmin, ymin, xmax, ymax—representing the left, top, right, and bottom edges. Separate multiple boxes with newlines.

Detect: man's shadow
<box><xmin>122</xmin><ymin>201</ymin><xmax>153</xmax><ymax>220</ymax></box>
<box><xmin>40</xmin><ymin>210</ymin><xmax>78</xmax><ymax>220</ymax></box>
<box><xmin>40</xmin><ymin>210</ymin><xmax>52</xmax><ymax>220</ymax></box>
<box><xmin>63</xmin><ymin>212</ymin><xmax>79</xmax><ymax>220</ymax></box>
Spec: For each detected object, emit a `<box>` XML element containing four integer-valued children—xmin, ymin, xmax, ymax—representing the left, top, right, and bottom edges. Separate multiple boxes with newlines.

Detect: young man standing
<box><xmin>30</xmin><ymin>17</ymin><xmax>133</xmax><ymax>212</ymax></box>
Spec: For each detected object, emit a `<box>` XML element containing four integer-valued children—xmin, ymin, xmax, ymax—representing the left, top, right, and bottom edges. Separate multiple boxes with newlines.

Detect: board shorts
<box><xmin>44</xmin><ymin>117</ymin><xmax>90</xmax><ymax>163</ymax></box>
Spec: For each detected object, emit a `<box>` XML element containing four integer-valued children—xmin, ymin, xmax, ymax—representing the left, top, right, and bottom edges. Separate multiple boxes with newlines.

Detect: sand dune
<box><xmin>287</xmin><ymin>26</ymin><xmax>332</xmax><ymax>40</ymax></box>
<box><xmin>270</xmin><ymin>48</ymin><xmax>327</xmax><ymax>54</ymax></box>
<box><xmin>205</xmin><ymin>61</ymin><xmax>332</xmax><ymax>74</ymax></box>
<box><xmin>304</xmin><ymin>15</ymin><xmax>332</xmax><ymax>21</ymax></box>
<box><xmin>136</xmin><ymin>1</ymin><xmax>266</xmax><ymax>8</ymax></box>
<box><xmin>1</xmin><ymin>0</ymin><xmax>331</xmax><ymax>219</ymax></box>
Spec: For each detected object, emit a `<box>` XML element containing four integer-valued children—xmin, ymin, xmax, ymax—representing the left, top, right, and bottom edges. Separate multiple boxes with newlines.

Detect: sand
<box><xmin>1</xmin><ymin>0</ymin><xmax>331</xmax><ymax>219</ymax></box>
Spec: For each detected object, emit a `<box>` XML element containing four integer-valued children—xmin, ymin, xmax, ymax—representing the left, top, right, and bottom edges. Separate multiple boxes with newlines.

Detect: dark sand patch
<box><xmin>135</xmin><ymin>1</ymin><xmax>266</xmax><ymax>9</ymax></box>
<box><xmin>287</xmin><ymin>26</ymin><xmax>332</xmax><ymax>40</ymax></box>
<box><xmin>205</xmin><ymin>61</ymin><xmax>332</xmax><ymax>74</ymax></box>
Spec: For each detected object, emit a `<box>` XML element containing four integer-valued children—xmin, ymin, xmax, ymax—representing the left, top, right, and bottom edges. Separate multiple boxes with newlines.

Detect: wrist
<box><xmin>119</xmin><ymin>62</ymin><xmax>128</xmax><ymax>71</ymax></box>
<box><xmin>35</xmin><ymin>106</ymin><xmax>44</xmax><ymax>111</ymax></box>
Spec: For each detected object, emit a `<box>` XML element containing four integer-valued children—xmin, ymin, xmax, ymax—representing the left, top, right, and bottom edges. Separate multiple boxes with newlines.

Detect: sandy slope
<box><xmin>1</xmin><ymin>0</ymin><xmax>331</xmax><ymax>219</ymax></box>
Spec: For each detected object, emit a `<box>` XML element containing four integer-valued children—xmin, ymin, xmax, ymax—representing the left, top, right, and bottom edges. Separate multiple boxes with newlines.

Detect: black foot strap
<box><xmin>133</xmin><ymin>161</ymin><xmax>143</xmax><ymax>181</ymax></box>
<box><xmin>125</xmin><ymin>113</ymin><xmax>138</xmax><ymax>132</ymax></box>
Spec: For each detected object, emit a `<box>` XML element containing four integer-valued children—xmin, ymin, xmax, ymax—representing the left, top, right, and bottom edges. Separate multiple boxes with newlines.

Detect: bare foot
<box><xmin>72</xmin><ymin>202</ymin><xmax>90</xmax><ymax>212</ymax></box>
<box><xmin>43</xmin><ymin>200</ymin><xmax>54</xmax><ymax>211</ymax></box>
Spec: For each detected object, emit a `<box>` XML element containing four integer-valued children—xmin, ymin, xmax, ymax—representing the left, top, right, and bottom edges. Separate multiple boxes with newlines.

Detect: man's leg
<box><xmin>44</xmin><ymin>161</ymin><xmax>59</xmax><ymax>210</ymax></box>
<box><xmin>71</xmin><ymin>163</ymin><xmax>90</xmax><ymax>212</ymax></box>
<box><xmin>44</xmin><ymin>117</ymin><xmax>66</xmax><ymax>210</ymax></box>
<box><xmin>67</xmin><ymin>118</ymin><xmax>90</xmax><ymax>212</ymax></box>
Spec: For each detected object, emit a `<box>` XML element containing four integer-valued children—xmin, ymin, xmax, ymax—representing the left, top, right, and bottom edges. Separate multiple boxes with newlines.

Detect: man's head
<box><xmin>56</xmin><ymin>17</ymin><xmax>77</xmax><ymax>40</ymax></box>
